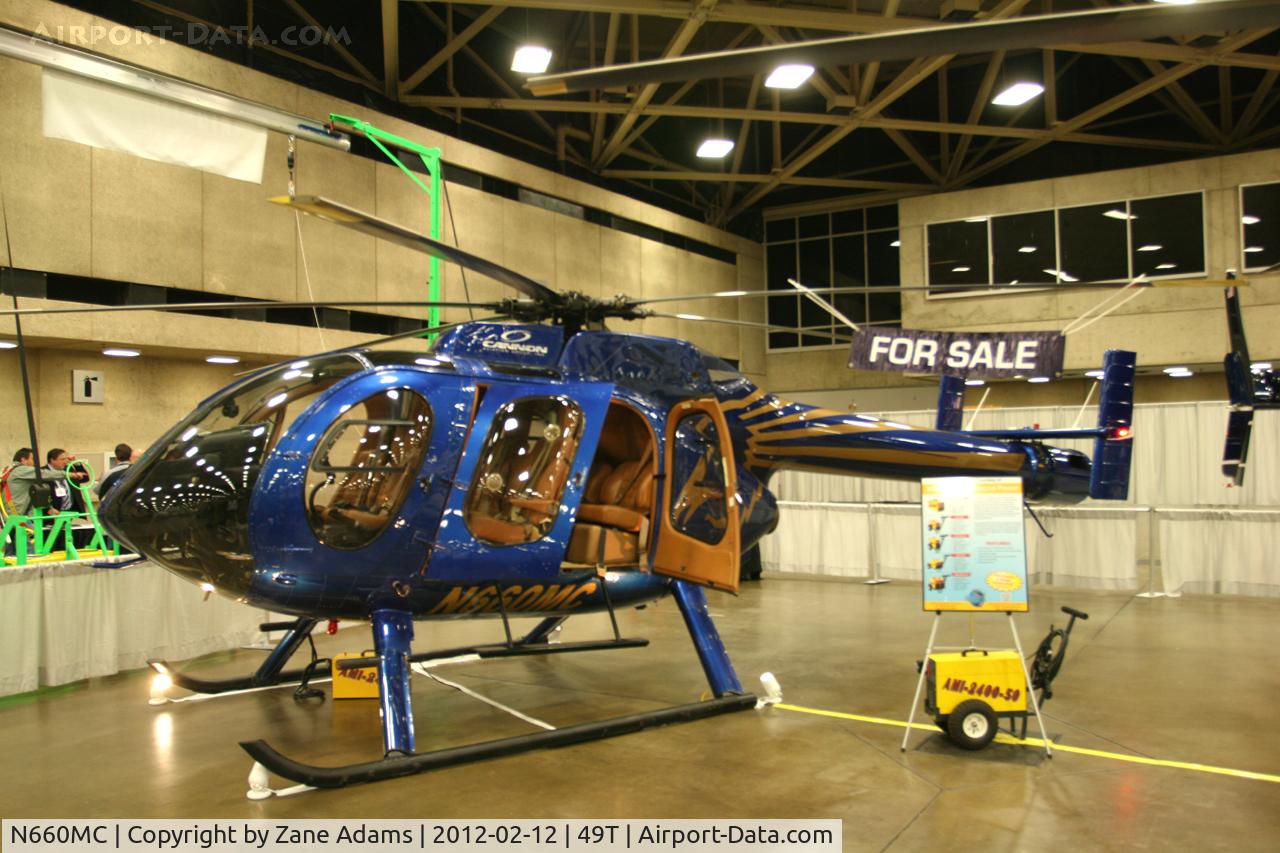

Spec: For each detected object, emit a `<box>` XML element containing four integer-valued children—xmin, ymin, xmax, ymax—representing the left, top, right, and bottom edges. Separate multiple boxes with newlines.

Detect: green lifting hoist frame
<box><xmin>328</xmin><ymin>113</ymin><xmax>443</xmax><ymax>332</ymax></box>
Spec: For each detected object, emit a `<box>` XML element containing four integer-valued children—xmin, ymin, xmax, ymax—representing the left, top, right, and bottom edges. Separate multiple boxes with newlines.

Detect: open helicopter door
<box><xmin>653</xmin><ymin>398</ymin><xmax>741</xmax><ymax>593</ymax></box>
<box><xmin>428</xmin><ymin>380</ymin><xmax>614</xmax><ymax>583</ymax></box>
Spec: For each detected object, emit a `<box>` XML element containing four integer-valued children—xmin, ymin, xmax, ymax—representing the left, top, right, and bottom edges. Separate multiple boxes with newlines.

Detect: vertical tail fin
<box><xmin>936</xmin><ymin>374</ymin><xmax>965</xmax><ymax>432</ymax></box>
<box><xmin>1222</xmin><ymin>284</ymin><xmax>1256</xmax><ymax>485</ymax></box>
<box><xmin>1089</xmin><ymin>349</ymin><xmax>1136</xmax><ymax>500</ymax></box>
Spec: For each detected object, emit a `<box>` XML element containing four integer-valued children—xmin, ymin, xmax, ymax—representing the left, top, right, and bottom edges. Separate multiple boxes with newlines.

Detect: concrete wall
<box><xmin>0</xmin><ymin>0</ymin><xmax>763</xmax><ymax>455</ymax></box>
<box><xmin>764</xmin><ymin>148</ymin><xmax>1280</xmax><ymax>406</ymax></box>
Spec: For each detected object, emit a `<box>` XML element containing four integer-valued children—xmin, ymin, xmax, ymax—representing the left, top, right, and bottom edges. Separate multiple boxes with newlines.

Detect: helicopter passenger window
<box><xmin>305</xmin><ymin>389</ymin><xmax>432</xmax><ymax>550</ymax></box>
<box><xmin>668</xmin><ymin>412</ymin><xmax>728</xmax><ymax>545</ymax></box>
<box><xmin>464</xmin><ymin>396</ymin><xmax>583</xmax><ymax>546</ymax></box>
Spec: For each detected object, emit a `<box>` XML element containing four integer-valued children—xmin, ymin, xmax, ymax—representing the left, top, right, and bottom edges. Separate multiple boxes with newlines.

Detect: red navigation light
<box><xmin>1110</xmin><ymin>426</ymin><xmax>1133</xmax><ymax>440</ymax></box>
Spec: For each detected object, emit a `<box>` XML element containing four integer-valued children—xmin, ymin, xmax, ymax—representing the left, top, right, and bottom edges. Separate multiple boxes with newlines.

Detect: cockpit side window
<box><xmin>464</xmin><ymin>396</ymin><xmax>583</xmax><ymax>546</ymax></box>
<box><xmin>305</xmin><ymin>389</ymin><xmax>432</xmax><ymax>550</ymax></box>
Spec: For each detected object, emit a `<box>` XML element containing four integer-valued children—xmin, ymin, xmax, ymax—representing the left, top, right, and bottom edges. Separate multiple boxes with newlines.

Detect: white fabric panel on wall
<box><xmin>43</xmin><ymin>69</ymin><xmax>268</xmax><ymax>183</ymax></box>
<box><xmin>1157</xmin><ymin>509</ymin><xmax>1280</xmax><ymax>597</ymax></box>
<box><xmin>1026</xmin><ymin>508</ymin><xmax>1139</xmax><ymax>590</ymax></box>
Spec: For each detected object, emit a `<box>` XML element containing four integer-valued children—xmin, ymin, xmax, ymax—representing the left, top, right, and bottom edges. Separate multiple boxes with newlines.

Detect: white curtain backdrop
<box><xmin>761</xmin><ymin>502</ymin><xmax>1140</xmax><ymax>590</ymax></box>
<box><xmin>1157</xmin><ymin>509</ymin><xmax>1280</xmax><ymax>597</ymax></box>
<box><xmin>2</xmin><ymin>561</ymin><xmax>284</xmax><ymax>697</ymax></box>
<box><xmin>762</xmin><ymin>402</ymin><xmax>1278</xmax><ymax>596</ymax></box>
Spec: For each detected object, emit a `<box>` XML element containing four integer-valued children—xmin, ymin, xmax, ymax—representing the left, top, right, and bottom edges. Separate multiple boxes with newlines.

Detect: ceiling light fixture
<box><xmin>1242</xmin><ymin>215</ymin><xmax>1261</xmax><ymax>225</ymax></box>
<box><xmin>0</xmin><ymin>341</ymin><xmax>16</xmax><ymax>349</ymax></box>
<box><xmin>1018</xmin><ymin>246</ymin><xmax>1037</xmax><ymax>253</ymax></box>
<box><xmin>1028</xmin><ymin>377</ymin><xmax>1050</xmax><ymax>383</ymax></box>
<box><xmin>696</xmin><ymin>138</ymin><xmax>734</xmax><ymax>158</ymax></box>
<box><xmin>1155</xmin><ymin>263</ymin><xmax>1176</xmax><ymax>270</ymax></box>
<box><xmin>1244</xmin><ymin>246</ymin><xmax>1265</xmax><ymax>253</ymax></box>
<box><xmin>103</xmin><ymin>348</ymin><xmax>140</xmax><ymax>357</ymax></box>
<box><xmin>1251</xmin><ymin>362</ymin><xmax>1272</xmax><ymax>371</ymax></box>
<box><xmin>890</xmin><ymin>240</ymin><xmax>901</xmax><ymax>247</ymax></box>
<box><xmin>1102</xmin><ymin>209</ymin><xmax>1135</xmax><ymax>220</ymax></box>
<box><xmin>964</xmin><ymin>216</ymin><xmax>988</xmax><ymax>223</ymax></box>
<box><xmin>206</xmin><ymin>355</ymin><xmax>239</xmax><ymax>364</ymax></box>
<box><xmin>511</xmin><ymin>45</ymin><xmax>552</xmax><ymax>74</ymax></box>
<box><xmin>992</xmin><ymin>82</ymin><xmax>1044</xmax><ymax>106</ymax></box>
<box><xmin>1163</xmin><ymin>366</ymin><xmax>1190</xmax><ymax>374</ymax></box>
<box><xmin>1137</xmin><ymin>244</ymin><xmax>1163</xmax><ymax>252</ymax></box>
<box><xmin>765</xmin><ymin>64</ymin><xmax>814</xmax><ymax>89</ymax></box>
<box><xmin>1086</xmin><ymin>370</ymin><xmax>1105</xmax><ymax>379</ymax></box>
<box><xmin>964</xmin><ymin>379</ymin><xmax>985</xmax><ymax>387</ymax></box>
<box><xmin>952</xmin><ymin>266</ymin><xmax>971</xmax><ymax>273</ymax></box>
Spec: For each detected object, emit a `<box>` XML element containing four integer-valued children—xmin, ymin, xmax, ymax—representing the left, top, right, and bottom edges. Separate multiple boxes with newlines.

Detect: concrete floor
<box><xmin>2</xmin><ymin>576</ymin><xmax>1278</xmax><ymax>851</ymax></box>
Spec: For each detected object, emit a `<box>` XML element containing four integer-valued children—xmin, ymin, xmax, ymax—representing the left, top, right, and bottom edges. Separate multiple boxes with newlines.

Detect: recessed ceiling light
<box><xmin>1244</xmin><ymin>246</ymin><xmax>1265</xmax><ymax>253</ymax></box>
<box><xmin>1251</xmin><ymin>362</ymin><xmax>1272</xmax><ymax>371</ymax></box>
<box><xmin>1060</xmin><ymin>272</ymin><xmax>1078</xmax><ymax>282</ymax></box>
<box><xmin>103</xmin><ymin>348</ymin><xmax>140</xmax><ymax>357</ymax></box>
<box><xmin>206</xmin><ymin>355</ymin><xmax>239</xmax><ymax>364</ymax></box>
<box><xmin>1028</xmin><ymin>377</ymin><xmax>1050</xmax><ymax>383</ymax></box>
<box><xmin>992</xmin><ymin>82</ymin><xmax>1044</xmax><ymax>106</ymax></box>
<box><xmin>964</xmin><ymin>216</ymin><xmax>988</xmax><ymax>223</ymax></box>
<box><xmin>1155</xmin><ymin>263</ymin><xmax>1176</xmax><ymax>270</ymax></box>
<box><xmin>1162</xmin><ymin>366</ymin><xmax>1189</xmax><ymax>374</ymax></box>
<box><xmin>765</xmin><ymin>64</ymin><xmax>814</xmax><ymax>89</ymax></box>
<box><xmin>964</xmin><ymin>379</ymin><xmax>985</xmax><ymax>386</ymax></box>
<box><xmin>1102</xmin><ymin>209</ymin><xmax>1135</xmax><ymax>221</ymax></box>
<box><xmin>1242</xmin><ymin>215</ymin><xmax>1261</xmax><ymax>225</ymax></box>
<box><xmin>952</xmin><ymin>266</ymin><xmax>971</xmax><ymax>273</ymax></box>
<box><xmin>1167</xmin><ymin>369</ymin><xmax>1193</xmax><ymax>378</ymax></box>
<box><xmin>511</xmin><ymin>45</ymin><xmax>552</xmax><ymax>74</ymax></box>
<box><xmin>0</xmin><ymin>341</ymin><xmax>16</xmax><ymax>349</ymax></box>
<box><xmin>696</xmin><ymin>138</ymin><xmax>734</xmax><ymax>158</ymax></box>
<box><xmin>1086</xmin><ymin>370</ymin><xmax>1105</xmax><ymax>379</ymax></box>
<box><xmin>1042</xmin><ymin>268</ymin><xmax>1060</xmax><ymax>277</ymax></box>
<box><xmin>1018</xmin><ymin>246</ymin><xmax>1037</xmax><ymax>253</ymax></box>
<box><xmin>1137</xmin><ymin>244</ymin><xmax>1162</xmax><ymax>252</ymax></box>
<box><xmin>1153</xmin><ymin>0</ymin><xmax>1196</xmax><ymax>5</ymax></box>
<box><xmin>890</xmin><ymin>240</ymin><xmax>901</xmax><ymax>247</ymax></box>
<box><xmin>676</xmin><ymin>313</ymin><xmax>705</xmax><ymax>321</ymax></box>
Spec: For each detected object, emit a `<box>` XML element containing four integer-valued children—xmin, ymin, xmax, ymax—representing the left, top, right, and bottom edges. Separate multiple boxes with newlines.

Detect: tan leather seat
<box><xmin>567</xmin><ymin>456</ymin><xmax>655</xmax><ymax>565</ymax></box>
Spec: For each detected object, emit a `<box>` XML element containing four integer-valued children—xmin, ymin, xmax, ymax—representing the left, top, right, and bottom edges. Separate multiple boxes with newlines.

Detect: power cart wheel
<box><xmin>947</xmin><ymin>700</ymin><xmax>997</xmax><ymax>750</ymax></box>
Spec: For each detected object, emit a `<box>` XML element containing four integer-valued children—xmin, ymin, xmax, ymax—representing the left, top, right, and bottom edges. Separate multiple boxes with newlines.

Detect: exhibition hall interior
<box><xmin>1</xmin><ymin>0</ymin><xmax>1278</xmax><ymax>846</ymax></box>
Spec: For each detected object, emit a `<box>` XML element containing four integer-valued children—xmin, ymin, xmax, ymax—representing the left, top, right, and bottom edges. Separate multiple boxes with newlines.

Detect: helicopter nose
<box><xmin>100</xmin><ymin>422</ymin><xmax>270</xmax><ymax>599</ymax></box>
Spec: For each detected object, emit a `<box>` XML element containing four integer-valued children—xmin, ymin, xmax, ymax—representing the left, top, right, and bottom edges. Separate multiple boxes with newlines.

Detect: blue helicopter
<box><xmin>70</xmin><ymin>194</ymin><xmax>1137</xmax><ymax>789</ymax></box>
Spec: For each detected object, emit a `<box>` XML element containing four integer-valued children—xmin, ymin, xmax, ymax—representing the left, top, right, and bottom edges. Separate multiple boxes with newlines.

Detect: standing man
<box><xmin>44</xmin><ymin>448</ymin><xmax>90</xmax><ymax>514</ymax></box>
<box><xmin>98</xmin><ymin>443</ymin><xmax>138</xmax><ymax>498</ymax></box>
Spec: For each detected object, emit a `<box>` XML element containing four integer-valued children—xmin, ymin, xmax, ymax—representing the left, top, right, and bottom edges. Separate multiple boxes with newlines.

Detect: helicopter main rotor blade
<box><xmin>633</xmin><ymin>277</ymin><xmax>1241</xmax><ymax>305</ymax></box>
<box><xmin>0</xmin><ymin>298</ymin><xmax>504</xmax><ymax>317</ymax></box>
<box><xmin>527</xmin><ymin>0</ymin><xmax>1280</xmax><ymax>96</ymax></box>
<box><xmin>343</xmin><ymin>313</ymin><xmax>516</xmax><ymax>352</ymax></box>
<box><xmin>271</xmin><ymin>195</ymin><xmax>557</xmax><ymax>303</ymax></box>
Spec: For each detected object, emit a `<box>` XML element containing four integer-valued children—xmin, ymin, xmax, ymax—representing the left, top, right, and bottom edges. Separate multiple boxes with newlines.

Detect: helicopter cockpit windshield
<box><xmin>100</xmin><ymin>353</ymin><xmax>370</xmax><ymax>596</ymax></box>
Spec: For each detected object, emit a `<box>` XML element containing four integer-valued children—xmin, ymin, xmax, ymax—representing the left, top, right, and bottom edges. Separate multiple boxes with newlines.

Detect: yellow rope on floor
<box><xmin>776</xmin><ymin>703</ymin><xmax>1280</xmax><ymax>785</ymax></box>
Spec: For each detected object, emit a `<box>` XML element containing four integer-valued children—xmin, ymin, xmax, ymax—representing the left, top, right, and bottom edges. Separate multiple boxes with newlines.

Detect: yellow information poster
<box><xmin>921</xmin><ymin>477</ymin><xmax>1028</xmax><ymax>612</ymax></box>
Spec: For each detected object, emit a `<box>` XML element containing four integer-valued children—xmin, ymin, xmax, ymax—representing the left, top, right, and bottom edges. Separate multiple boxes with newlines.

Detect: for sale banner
<box><xmin>848</xmin><ymin>326</ymin><xmax>1064</xmax><ymax>379</ymax></box>
<box><xmin>921</xmin><ymin>477</ymin><xmax>1028</xmax><ymax>612</ymax></box>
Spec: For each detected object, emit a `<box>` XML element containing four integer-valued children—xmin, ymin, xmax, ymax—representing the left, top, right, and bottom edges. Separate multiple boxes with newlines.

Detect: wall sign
<box><xmin>848</xmin><ymin>326</ymin><xmax>1064</xmax><ymax>379</ymax></box>
<box><xmin>921</xmin><ymin>477</ymin><xmax>1028</xmax><ymax>613</ymax></box>
<box><xmin>72</xmin><ymin>369</ymin><xmax>104</xmax><ymax>404</ymax></box>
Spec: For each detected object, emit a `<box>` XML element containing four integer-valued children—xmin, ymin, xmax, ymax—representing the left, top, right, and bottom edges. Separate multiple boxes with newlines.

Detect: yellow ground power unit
<box><xmin>332</xmin><ymin>652</ymin><xmax>381</xmax><ymax>699</ymax></box>
<box><xmin>919</xmin><ymin>606</ymin><xmax>1089</xmax><ymax>749</ymax></box>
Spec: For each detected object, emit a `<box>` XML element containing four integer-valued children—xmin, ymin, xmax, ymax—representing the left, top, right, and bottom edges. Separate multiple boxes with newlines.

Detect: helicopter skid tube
<box><xmin>149</xmin><ymin>616</ymin><xmax>323</xmax><ymax>694</ymax></box>
<box><xmin>240</xmin><ymin>693</ymin><xmax>757</xmax><ymax>789</ymax></box>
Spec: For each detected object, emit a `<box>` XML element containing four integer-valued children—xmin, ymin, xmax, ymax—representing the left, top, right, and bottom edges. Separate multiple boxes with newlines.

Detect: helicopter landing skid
<box><xmin>241</xmin><ymin>693</ymin><xmax>757</xmax><ymax>791</ymax></box>
<box><xmin>148</xmin><ymin>617</ymin><xmax>324</xmax><ymax>694</ymax></box>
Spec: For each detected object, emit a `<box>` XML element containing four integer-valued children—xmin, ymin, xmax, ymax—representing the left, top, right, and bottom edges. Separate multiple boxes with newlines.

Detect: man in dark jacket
<box><xmin>98</xmin><ymin>443</ymin><xmax>138</xmax><ymax>498</ymax></box>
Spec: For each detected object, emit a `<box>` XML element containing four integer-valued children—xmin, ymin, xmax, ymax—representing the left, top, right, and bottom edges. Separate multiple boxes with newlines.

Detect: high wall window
<box><xmin>1241</xmin><ymin>182</ymin><xmax>1280</xmax><ymax>272</ymax></box>
<box><xmin>764</xmin><ymin>205</ymin><xmax>901</xmax><ymax>351</ymax></box>
<box><xmin>926</xmin><ymin>192</ymin><xmax>1205</xmax><ymax>295</ymax></box>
